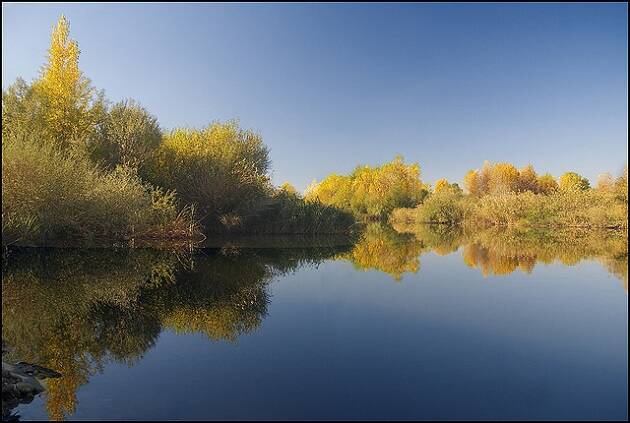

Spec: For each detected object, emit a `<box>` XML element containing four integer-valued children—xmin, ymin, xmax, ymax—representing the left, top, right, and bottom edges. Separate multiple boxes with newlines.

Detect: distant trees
<box><xmin>464</xmin><ymin>161</ymin><xmax>542</xmax><ymax>195</ymax></box>
<box><xmin>304</xmin><ymin>156</ymin><xmax>428</xmax><ymax>219</ymax></box>
<box><xmin>394</xmin><ymin>161</ymin><xmax>628</xmax><ymax>230</ymax></box>
<box><xmin>536</xmin><ymin>173</ymin><xmax>559</xmax><ymax>195</ymax></box>
<box><xmin>462</xmin><ymin>161</ymin><xmax>593</xmax><ymax>196</ymax></box>
<box><xmin>559</xmin><ymin>172</ymin><xmax>590</xmax><ymax>192</ymax></box>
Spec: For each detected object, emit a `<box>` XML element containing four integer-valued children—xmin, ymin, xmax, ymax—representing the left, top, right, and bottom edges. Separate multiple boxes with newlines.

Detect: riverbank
<box><xmin>2</xmin><ymin>342</ymin><xmax>61</xmax><ymax>421</ymax></box>
<box><xmin>390</xmin><ymin>188</ymin><xmax>628</xmax><ymax>231</ymax></box>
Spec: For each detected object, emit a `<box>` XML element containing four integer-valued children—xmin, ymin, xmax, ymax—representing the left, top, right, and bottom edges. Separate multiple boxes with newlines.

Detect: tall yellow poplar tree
<box><xmin>33</xmin><ymin>15</ymin><xmax>103</xmax><ymax>149</ymax></box>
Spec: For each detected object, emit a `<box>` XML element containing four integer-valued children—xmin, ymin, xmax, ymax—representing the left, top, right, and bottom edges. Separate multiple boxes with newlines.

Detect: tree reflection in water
<box><xmin>393</xmin><ymin>223</ymin><xmax>628</xmax><ymax>289</ymax></box>
<box><xmin>2</xmin><ymin>226</ymin><xmax>627</xmax><ymax>419</ymax></box>
<box><xmin>1</xmin><ymin>244</ymin><xmax>350</xmax><ymax>420</ymax></box>
<box><xmin>336</xmin><ymin>223</ymin><xmax>424</xmax><ymax>281</ymax></box>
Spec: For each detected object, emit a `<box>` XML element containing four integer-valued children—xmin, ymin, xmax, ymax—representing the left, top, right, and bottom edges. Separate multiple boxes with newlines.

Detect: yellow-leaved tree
<box><xmin>488</xmin><ymin>162</ymin><xmax>520</xmax><ymax>194</ymax></box>
<box><xmin>305</xmin><ymin>156</ymin><xmax>427</xmax><ymax>219</ymax></box>
<box><xmin>559</xmin><ymin>172</ymin><xmax>591</xmax><ymax>192</ymax></box>
<box><xmin>434</xmin><ymin>178</ymin><xmax>449</xmax><ymax>193</ymax></box>
<box><xmin>517</xmin><ymin>164</ymin><xmax>539</xmax><ymax>193</ymax></box>
<box><xmin>279</xmin><ymin>182</ymin><xmax>298</xmax><ymax>196</ymax></box>
<box><xmin>463</xmin><ymin>170</ymin><xmax>481</xmax><ymax>196</ymax></box>
<box><xmin>32</xmin><ymin>15</ymin><xmax>104</xmax><ymax>149</ymax></box>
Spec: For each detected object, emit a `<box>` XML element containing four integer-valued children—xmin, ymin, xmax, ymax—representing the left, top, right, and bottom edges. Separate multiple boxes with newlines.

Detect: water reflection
<box><xmin>2</xmin><ymin>226</ymin><xmax>627</xmax><ymax>419</ymax></box>
<box><xmin>403</xmin><ymin>224</ymin><xmax>628</xmax><ymax>289</ymax></box>
<box><xmin>340</xmin><ymin>223</ymin><xmax>627</xmax><ymax>286</ymax></box>
<box><xmin>336</xmin><ymin>223</ymin><xmax>423</xmax><ymax>281</ymax></box>
<box><xmin>1</xmin><ymin>244</ymin><xmax>350</xmax><ymax>420</ymax></box>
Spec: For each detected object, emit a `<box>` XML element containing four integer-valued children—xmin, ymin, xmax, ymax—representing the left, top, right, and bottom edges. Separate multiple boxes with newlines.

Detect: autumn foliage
<box><xmin>304</xmin><ymin>156</ymin><xmax>428</xmax><ymax>219</ymax></box>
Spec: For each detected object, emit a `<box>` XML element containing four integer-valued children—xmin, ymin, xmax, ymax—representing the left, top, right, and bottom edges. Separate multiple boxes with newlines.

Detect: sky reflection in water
<box><xmin>3</xmin><ymin>225</ymin><xmax>627</xmax><ymax>420</ymax></box>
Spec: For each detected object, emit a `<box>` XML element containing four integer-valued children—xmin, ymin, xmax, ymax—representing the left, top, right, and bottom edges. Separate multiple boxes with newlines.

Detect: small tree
<box><xmin>279</xmin><ymin>182</ymin><xmax>298</xmax><ymax>196</ymax></box>
<box><xmin>90</xmin><ymin>99</ymin><xmax>162</xmax><ymax>170</ymax></box>
<box><xmin>464</xmin><ymin>170</ymin><xmax>481</xmax><ymax>196</ymax></box>
<box><xmin>518</xmin><ymin>164</ymin><xmax>539</xmax><ymax>193</ymax></box>
<box><xmin>559</xmin><ymin>172</ymin><xmax>590</xmax><ymax>192</ymax></box>
<box><xmin>537</xmin><ymin>173</ymin><xmax>559</xmax><ymax>195</ymax></box>
<box><xmin>434</xmin><ymin>178</ymin><xmax>449</xmax><ymax>193</ymax></box>
<box><xmin>596</xmin><ymin>172</ymin><xmax>615</xmax><ymax>191</ymax></box>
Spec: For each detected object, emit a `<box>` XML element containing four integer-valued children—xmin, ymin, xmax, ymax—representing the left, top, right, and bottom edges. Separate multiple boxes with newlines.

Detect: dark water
<box><xmin>2</xmin><ymin>225</ymin><xmax>628</xmax><ymax>420</ymax></box>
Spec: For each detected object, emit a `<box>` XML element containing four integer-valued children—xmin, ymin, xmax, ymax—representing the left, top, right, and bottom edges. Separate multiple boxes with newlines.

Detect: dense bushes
<box><xmin>145</xmin><ymin>121</ymin><xmax>272</xmax><ymax>230</ymax></box>
<box><xmin>2</xmin><ymin>140</ymin><xmax>188</xmax><ymax>244</ymax></box>
<box><xmin>1</xmin><ymin>15</ymin><xmax>195</xmax><ymax>246</ymax></box>
<box><xmin>304</xmin><ymin>156</ymin><xmax>428</xmax><ymax>219</ymax></box>
<box><xmin>242</xmin><ymin>188</ymin><xmax>356</xmax><ymax>234</ymax></box>
<box><xmin>469</xmin><ymin>189</ymin><xmax>627</xmax><ymax>229</ymax></box>
<box><xmin>89</xmin><ymin>99</ymin><xmax>162</xmax><ymax>171</ymax></box>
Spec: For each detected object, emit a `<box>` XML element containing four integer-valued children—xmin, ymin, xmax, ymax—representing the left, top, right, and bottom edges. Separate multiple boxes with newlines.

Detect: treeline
<box><xmin>2</xmin><ymin>16</ymin><xmax>354</xmax><ymax>247</ymax></box>
<box><xmin>304</xmin><ymin>156</ymin><xmax>429</xmax><ymax>219</ymax></box>
<box><xmin>302</xmin><ymin>156</ymin><xmax>627</xmax><ymax>230</ymax></box>
<box><xmin>3</xmin><ymin>16</ymin><xmax>626</xmax><ymax>247</ymax></box>
<box><xmin>391</xmin><ymin>161</ymin><xmax>628</xmax><ymax>229</ymax></box>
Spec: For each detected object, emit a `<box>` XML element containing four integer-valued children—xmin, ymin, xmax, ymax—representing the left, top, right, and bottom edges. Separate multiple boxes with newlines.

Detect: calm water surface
<box><xmin>2</xmin><ymin>225</ymin><xmax>628</xmax><ymax>420</ymax></box>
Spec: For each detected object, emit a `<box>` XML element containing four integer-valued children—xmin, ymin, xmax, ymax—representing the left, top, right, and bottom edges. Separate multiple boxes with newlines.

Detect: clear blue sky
<box><xmin>3</xmin><ymin>3</ymin><xmax>628</xmax><ymax>190</ymax></box>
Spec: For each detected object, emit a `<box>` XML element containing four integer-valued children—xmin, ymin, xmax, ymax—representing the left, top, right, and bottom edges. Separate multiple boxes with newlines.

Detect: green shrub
<box><xmin>89</xmin><ymin>99</ymin><xmax>162</xmax><ymax>171</ymax></box>
<box><xmin>243</xmin><ymin>189</ymin><xmax>356</xmax><ymax>234</ymax></box>
<box><xmin>393</xmin><ymin>190</ymin><xmax>468</xmax><ymax>225</ymax></box>
<box><xmin>2</xmin><ymin>139</ymin><xmax>187</xmax><ymax>244</ymax></box>
<box><xmin>146</xmin><ymin>120</ymin><xmax>272</xmax><ymax>231</ymax></box>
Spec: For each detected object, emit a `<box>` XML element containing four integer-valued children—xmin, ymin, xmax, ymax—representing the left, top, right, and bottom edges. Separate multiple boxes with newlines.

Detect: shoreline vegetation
<box><xmin>389</xmin><ymin>162</ymin><xmax>628</xmax><ymax>231</ymax></box>
<box><xmin>2</xmin><ymin>16</ymin><xmax>628</xmax><ymax>250</ymax></box>
<box><xmin>1</xmin><ymin>16</ymin><xmax>356</xmax><ymax>249</ymax></box>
